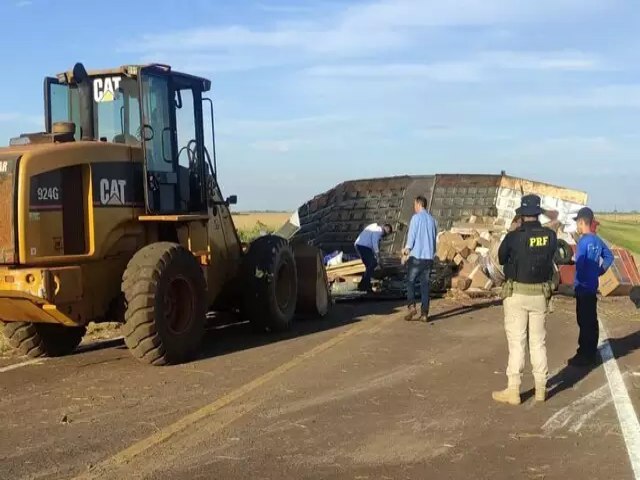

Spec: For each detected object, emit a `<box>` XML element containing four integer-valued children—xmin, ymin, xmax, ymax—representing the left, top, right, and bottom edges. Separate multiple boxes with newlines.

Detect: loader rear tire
<box><xmin>122</xmin><ymin>242</ymin><xmax>206</xmax><ymax>365</ymax></box>
<box><xmin>0</xmin><ymin>321</ymin><xmax>85</xmax><ymax>358</ymax></box>
<box><xmin>243</xmin><ymin>235</ymin><xmax>297</xmax><ymax>332</ymax></box>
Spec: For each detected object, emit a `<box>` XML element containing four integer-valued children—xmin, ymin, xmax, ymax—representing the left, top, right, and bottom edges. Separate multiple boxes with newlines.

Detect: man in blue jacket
<box><xmin>402</xmin><ymin>195</ymin><xmax>437</xmax><ymax>322</ymax></box>
<box><xmin>568</xmin><ymin>207</ymin><xmax>614</xmax><ymax>367</ymax></box>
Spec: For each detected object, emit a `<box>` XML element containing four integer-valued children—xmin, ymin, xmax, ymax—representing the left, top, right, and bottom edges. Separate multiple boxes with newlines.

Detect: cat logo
<box><xmin>100</xmin><ymin>178</ymin><xmax>127</xmax><ymax>206</ymax></box>
<box><xmin>93</xmin><ymin>76</ymin><xmax>122</xmax><ymax>103</ymax></box>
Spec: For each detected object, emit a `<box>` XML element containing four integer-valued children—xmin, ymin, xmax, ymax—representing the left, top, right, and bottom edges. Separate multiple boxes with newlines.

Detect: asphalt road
<box><xmin>1</xmin><ymin>296</ymin><xmax>639</xmax><ymax>480</ymax></box>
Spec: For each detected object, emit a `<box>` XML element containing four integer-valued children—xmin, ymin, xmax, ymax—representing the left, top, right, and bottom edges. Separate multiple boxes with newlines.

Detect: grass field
<box><xmin>231</xmin><ymin>211</ymin><xmax>292</xmax><ymax>242</ymax></box>
<box><xmin>598</xmin><ymin>218</ymin><xmax>640</xmax><ymax>260</ymax></box>
<box><xmin>598</xmin><ymin>213</ymin><xmax>640</xmax><ymax>223</ymax></box>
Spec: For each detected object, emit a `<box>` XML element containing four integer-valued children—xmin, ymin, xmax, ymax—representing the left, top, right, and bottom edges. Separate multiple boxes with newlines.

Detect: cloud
<box><xmin>128</xmin><ymin>0</ymin><xmax>612</xmax><ymax>59</ymax></box>
<box><xmin>303</xmin><ymin>50</ymin><xmax>600</xmax><ymax>82</ymax></box>
<box><xmin>250</xmin><ymin>139</ymin><xmax>300</xmax><ymax>153</ymax></box>
<box><xmin>413</xmin><ymin>126</ymin><xmax>513</xmax><ymax>141</ymax></box>
<box><xmin>518</xmin><ymin>136</ymin><xmax>619</xmax><ymax>156</ymax></box>
<box><xmin>304</xmin><ymin>62</ymin><xmax>484</xmax><ymax>82</ymax></box>
<box><xmin>139</xmin><ymin>52</ymin><xmax>286</xmax><ymax>74</ymax></box>
<box><xmin>219</xmin><ymin>114</ymin><xmax>351</xmax><ymax>137</ymax></box>
<box><xmin>339</xmin><ymin>0</ymin><xmax>610</xmax><ymax>29</ymax></box>
<box><xmin>504</xmin><ymin>136</ymin><xmax>637</xmax><ymax>176</ymax></box>
<box><xmin>476</xmin><ymin>50</ymin><xmax>601</xmax><ymax>71</ymax></box>
<box><xmin>516</xmin><ymin>84</ymin><xmax>640</xmax><ymax>109</ymax></box>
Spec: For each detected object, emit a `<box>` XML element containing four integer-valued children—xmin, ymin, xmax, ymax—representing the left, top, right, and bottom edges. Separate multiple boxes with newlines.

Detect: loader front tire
<box><xmin>243</xmin><ymin>235</ymin><xmax>297</xmax><ymax>332</ymax></box>
<box><xmin>0</xmin><ymin>322</ymin><xmax>85</xmax><ymax>358</ymax></box>
<box><xmin>122</xmin><ymin>242</ymin><xmax>206</xmax><ymax>365</ymax></box>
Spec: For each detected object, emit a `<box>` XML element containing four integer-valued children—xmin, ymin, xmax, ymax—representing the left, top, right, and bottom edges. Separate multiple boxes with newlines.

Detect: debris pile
<box><xmin>437</xmin><ymin>216</ymin><xmax>508</xmax><ymax>297</ymax></box>
<box><xmin>441</xmin><ymin>214</ymin><xmax>640</xmax><ymax>299</ymax></box>
<box><xmin>326</xmin><ymin>260</ymin><xmax>365</xmax><ymax>284</ymax></box>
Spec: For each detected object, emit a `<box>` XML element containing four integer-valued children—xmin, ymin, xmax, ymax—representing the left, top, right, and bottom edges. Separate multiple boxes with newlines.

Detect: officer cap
<box><xmin>516</xmin><ymin>194</ymin><xmax>544</xmax><ymax>216</ymax></box>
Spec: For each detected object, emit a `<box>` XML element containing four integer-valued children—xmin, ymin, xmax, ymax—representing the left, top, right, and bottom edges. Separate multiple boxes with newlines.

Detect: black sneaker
<box><xmin>567</xmin><ymin>354</ymin><xmax>599</xmax><ymax>368</ymax></box>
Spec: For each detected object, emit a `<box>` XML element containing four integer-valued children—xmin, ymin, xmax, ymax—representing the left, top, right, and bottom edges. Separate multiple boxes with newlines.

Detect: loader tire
<box><xmin>0</xmin><ymin>321</ymin><xmax>85</xmax><ymax>358</ymax></box>
<box><xmin>243</xmin><ymin>235</ymin><xmax>297</xmax><ymax>332</ymax></box>
<box><xmin>122</xmin><ymin>242</ymin><xmax>206</xmax><ymax>365</ymax></box>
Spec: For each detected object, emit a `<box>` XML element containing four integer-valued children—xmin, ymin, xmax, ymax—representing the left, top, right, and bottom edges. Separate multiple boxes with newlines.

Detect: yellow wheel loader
<box><xmin>0</xmin><ymin>63</ymin><xmax>329</xmax><ymax>365</ymax></box>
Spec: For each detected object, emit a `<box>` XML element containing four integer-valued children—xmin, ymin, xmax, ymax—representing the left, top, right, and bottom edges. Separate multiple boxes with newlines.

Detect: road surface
<box><xmin>1</xmin><ymin>296</ymin><xmax>639</xmax><ymax>479</ymax></box>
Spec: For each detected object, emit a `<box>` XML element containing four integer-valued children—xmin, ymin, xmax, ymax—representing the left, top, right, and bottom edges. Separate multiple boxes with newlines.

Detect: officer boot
<box><xmin>492</xmin><ymin>386</ymin><xmax>521</xmax><ymax>406</ymax></box>
<box><xmin>404</xmin><ymin>304</ymin><xmax>418</xmax><ymax>321</ymax></box>
<box><xmin>535</xmin><ymin>382</ymin><xmax>547</xmax><ymax>402</ymax></box>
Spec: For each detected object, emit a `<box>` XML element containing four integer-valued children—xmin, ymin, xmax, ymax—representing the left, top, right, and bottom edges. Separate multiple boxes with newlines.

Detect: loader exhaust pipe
<box><xmin>72</xmin><ymin>62</ymin><xmax>94</xmax><ymax>141</ymax></box>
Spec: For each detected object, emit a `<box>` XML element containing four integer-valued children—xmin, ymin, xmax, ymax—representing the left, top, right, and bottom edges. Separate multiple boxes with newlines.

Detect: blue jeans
<box><xmin>407</xmin><ymin>257</ymin><xmax>433</xmax><ymax>313</ymax></box>
<box><xmin>355</xmin><ymin>245</ymin><xmax>377</xmax><ymax>291</ymax></box>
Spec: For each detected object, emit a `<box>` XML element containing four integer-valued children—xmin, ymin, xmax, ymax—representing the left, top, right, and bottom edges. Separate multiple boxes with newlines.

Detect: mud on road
<box><xmin>1</xmin><ymin>297</ymin><xmax>639</xmax><ymax>480</ymax></box>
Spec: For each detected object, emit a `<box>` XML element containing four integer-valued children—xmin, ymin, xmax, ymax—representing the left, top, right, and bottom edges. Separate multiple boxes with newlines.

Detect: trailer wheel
<box><xmin>243</xmin><ymin>235</ymin><xmax>297</xmax><ymax>332</ymax></box>
<box><xmin>555</xmin><ymin>239</ymin><xmax>574</xmax><ymax>266</ymax></box>
<box><xmin>0</xmin><ymin>321</ymin><xmax>85</xmax><ymax>358</ymax></box>
<box><xmin>122</xmin><ymin>242</ymin><xmax>206</xmax><ymax>365</ymax></box>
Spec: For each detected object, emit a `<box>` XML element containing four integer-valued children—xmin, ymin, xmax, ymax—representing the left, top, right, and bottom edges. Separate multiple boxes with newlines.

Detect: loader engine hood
<box><xmin>0</xmin><ymin>153</ymin><xmax>19</xmax><ymax>263</ymax></box>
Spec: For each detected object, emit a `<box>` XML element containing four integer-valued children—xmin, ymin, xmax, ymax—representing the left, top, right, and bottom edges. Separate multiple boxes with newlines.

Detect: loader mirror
<box><xmin>141</xmin><ymin>124</ymin><xmax>154</xmax><ymax>141</ymax></box>
<box><xmin>226</xmin><ymin>195</ymin><xmax>237</xmax><ymax>206</ymax></box>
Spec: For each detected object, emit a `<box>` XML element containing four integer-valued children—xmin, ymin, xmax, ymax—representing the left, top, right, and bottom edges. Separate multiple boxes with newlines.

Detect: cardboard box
<box><xmin>599</xmin><ymin>249</ymin><xmax>640</xmax><ymax>296</ymax></box>
<box><xmin>476</xmin><ymin>237</ymin><xmax>491</xmax><ymax>249</ymax></box>
<box><xmin>456</xmin><ymin>246</ymin><xmax>472</xmax><ymax>259</ymax></box>
<box><xmin>480</xmin><ymin>231</ymin><xmax>492</xmax><ymax>241</ymax></box>
<box><xmin>466</xmin><ymin>238</ymin><xmax>479</xmax><ymax>250</ymax></box>
<box><xmin>459</xmin><ymin>259</ymin><xmax>476</xmax><ymax>278</ymax></box>
<box><xmin>440</xmin><ymin>232</ymin><xmax>464</xmax><ymax>245</ymax></box>
<box><xmin>452</xmin><ymin>276</ymin><xmax>471</xmax><ymax>291</ymax></box>
<box><xmin>469</xmin><ymin>265</ymin><xmax>493</xmax><ymax>290</ymax></box>
<box><xmin>436</xmin><ymin>244</ymin><xmax>448</xmax><ymax>260</ymax></box>
<box><xmin>466</xmin><ymin>253</ymin><xmax>479</xmax><ymax>265</ymax></box>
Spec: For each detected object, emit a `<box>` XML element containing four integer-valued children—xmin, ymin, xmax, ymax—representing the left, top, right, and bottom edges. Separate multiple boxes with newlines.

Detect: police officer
<box><xmin>493</xmin><ymin>194</ymin><xmax>557</xmax><ymax>405</ymax></box>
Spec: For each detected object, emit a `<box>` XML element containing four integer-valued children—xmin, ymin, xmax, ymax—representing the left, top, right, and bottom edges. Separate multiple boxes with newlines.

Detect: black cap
<box><xmin>516</xmin><ymin>194</ymin><xmax>544</xmax><ymax>216</ymax></box>
<box><xmin>574</xmin><ymin>207</ymin><xmax>594</xmax><ymax>222</ymax></box>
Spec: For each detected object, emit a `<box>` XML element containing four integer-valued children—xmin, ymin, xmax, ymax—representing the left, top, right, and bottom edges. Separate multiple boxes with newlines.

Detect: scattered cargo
<box><xmin>283</xmin><ymin>174</ymin><xmax>640</xmax><ymax>301</ymax></box>
<box><xmin>599</xmin><ymin>249</ymin><xmax>640</xmax><ymax>297</ymax></box>
<box><xmin>279</xmin><ymin>174</ymin><xmax>592</xmax><ymax>300</ymax></box>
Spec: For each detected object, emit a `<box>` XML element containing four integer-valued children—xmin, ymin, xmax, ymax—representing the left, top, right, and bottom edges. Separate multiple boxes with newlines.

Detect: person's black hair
<box><xmin>383</xmin><ymin>223</ymin><xmax>393</xmax><ymax>234</ymax></box>
<box><xmin>415</xmin><ymin>196</ymin><xmax>428</xmax><ymax>209</ymax></box>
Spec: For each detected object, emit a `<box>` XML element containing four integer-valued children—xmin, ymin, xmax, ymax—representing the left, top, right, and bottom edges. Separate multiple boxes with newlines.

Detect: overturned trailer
<box><xmin>284</xmin><ymin>173</ymin><xmax>587</xmax><ymax>259</ymax></box>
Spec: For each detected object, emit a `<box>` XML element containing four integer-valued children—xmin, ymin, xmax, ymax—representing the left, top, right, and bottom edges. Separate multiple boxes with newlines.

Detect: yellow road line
<box><xmin>73</xmin><ymin>314</ymin><xmax>397</xmax><ymax>479</ymax></box>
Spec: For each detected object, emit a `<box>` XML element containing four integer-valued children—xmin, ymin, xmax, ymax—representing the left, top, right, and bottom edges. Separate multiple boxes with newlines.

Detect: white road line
<box><xmin>599</xmin><ymin>316</ymin><xmax>640</xmax><ymax>479</ymax></box>
<box><xmin>0</xmin><ymin>358</ymin><xmax>45</xmax><ymax>373</ymax></box>
<box><xmin>569</xmin><ymin>397</ymin><xmax>613</xmax><ymax>433</ymax></box>
<box><xmin>543</xmin><ymin>382</ymin><xmax>612</xmax><ymax>433</ymax></box>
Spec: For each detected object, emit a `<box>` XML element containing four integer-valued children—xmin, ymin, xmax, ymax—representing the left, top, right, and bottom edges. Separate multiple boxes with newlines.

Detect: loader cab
<box><xmin>44</xmin><ymin>63</ymin><xmax>220</xmax><ymax>215</ymax></box>
<box><xmin>138</xmin><ymin>65</ymin><xmax>212</xmax><ymax>214</ymax></box>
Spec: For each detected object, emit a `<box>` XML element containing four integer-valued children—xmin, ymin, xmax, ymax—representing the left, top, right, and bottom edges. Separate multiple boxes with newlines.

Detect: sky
<box><xmin>0</xmin><ymin>0</ymin><xmax>639</xmax><ymax>211</ymax></box>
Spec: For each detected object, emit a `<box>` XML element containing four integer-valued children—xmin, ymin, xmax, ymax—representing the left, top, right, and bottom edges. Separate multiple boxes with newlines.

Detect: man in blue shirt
<box><xmin>354</xmin><ymin>222</ymin><xmax>393</xmax><ymax>292</ymax></box>
<box><xmin>568</xmin><ymin>207</ymin><xmax>614</xmax><ymax>367</ymax></box>
<box><xmin>402</xmin><ymin>195</ymin><xmax>437</xmax><ymax>322</ymax></box>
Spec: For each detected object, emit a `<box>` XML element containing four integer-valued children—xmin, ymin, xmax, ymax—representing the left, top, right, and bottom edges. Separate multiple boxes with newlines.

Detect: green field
<box><xmin>598</xmin><ymin>219</ymin><xmax>640</xmax><ymax>259</ymax></box>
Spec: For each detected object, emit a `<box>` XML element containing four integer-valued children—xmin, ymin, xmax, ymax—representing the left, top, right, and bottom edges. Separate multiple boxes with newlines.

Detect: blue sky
<box><xmin>1</xmin><ymin>0</ymin><xmax>639</xmax><ymax>211</ymax></box>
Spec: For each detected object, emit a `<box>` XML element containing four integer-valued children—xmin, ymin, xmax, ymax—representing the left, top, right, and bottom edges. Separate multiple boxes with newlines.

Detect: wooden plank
<box><xmin>326</xmin><ymin>260</ymin><xmax>363</xmax><ymax>271</ymax></box>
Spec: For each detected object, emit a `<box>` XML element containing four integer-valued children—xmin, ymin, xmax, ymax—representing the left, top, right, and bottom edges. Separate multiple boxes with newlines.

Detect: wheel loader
<box><xmin>0</xmin><ymin>63</ymin><xmax>329</xmax><ymax>365</ymax></box>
